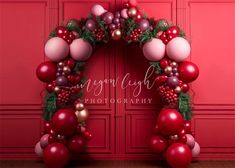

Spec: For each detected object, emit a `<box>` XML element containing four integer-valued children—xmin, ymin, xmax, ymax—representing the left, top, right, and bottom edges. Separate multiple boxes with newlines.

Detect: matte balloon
<box><xmin>166</xmin><ymin>37</ymin><xmax>191</xmax><ymax>62</ymax></box>
<box><xmin>157</xmin><ymin>108</ymin><xmax>184</xmax><ymax>136</ymax></box>
<box><xmin>186</xmin><ymin>134</ymin><xmax>195</xmax><ymax>149</ymax></box>
<box><xmin>68</xmin><ymin>135</ymin><xmax>86</xmax><ymax>153</ymax></box>
<box><xmin>35</xmin><ymin>141</ymin><xmax>43</xmax><ymax>157</ymax></box>
<box><xmin>178</xmin><ymin>61</ymin><xmax>199</xmax><ymax>83</ymax></box>
<box><xmin>102</xmin><ymin>12</ymin><xmax>114</xmax><ymax>24</ymax></box>
<box><xmin>166</xmin><ymin>143</ymin><xmax>192</xmax><ymax>168</ymax></box>
<box><xmin>192</xmin><ymin>142</ymin><xmax>200</xmax><ymax>157</ymax></box>
<box><xmin>91</xmin><ymin>4</ymin><xmax>106</xmax><ymax>16</ymax></box>
<box><xmin>150</xmin><ymin>135</ymin><xmax>168</xmax><ymax>153</ymax></box>
<box><xmin>70</xmin><ymin>38</ymin><xmax>92</xmax><ymax>61</ymax></box>
<box><xmin>85</xmin><ymin>19</ymin><xmax>96</xmax><ymax>31</ymax></box>
<box><xmin>36</xmin><ymin>61</ymin><xmax>57</xmax><ymax>83</ymax></box>
<box><xmin>40</xmin><ymin>134</ymin><xmax>49</xmax><ymax>149</ymax></box>
<box><xmin>139</xmin><ymin>19</ymin><xmax>150</xmax><ymax>31</ymax></box>
<box><xmin>121</xmin><ymin>9</ymin><xmax>129</xmax><ymax>19</ymax></box>
<box><xmin>44</xmin><ymin>37</ymin><xmax>69</xmax><ymax>62</ymax></box>
<box><xmin>143</xmin><ymin>38</ymin><xmax>165</xmax><ymax>61</ymax></box>
<box><xmin>43</xmin><ymin>143</ymin><xmax>69</xmax><ymax>168</ymax></box>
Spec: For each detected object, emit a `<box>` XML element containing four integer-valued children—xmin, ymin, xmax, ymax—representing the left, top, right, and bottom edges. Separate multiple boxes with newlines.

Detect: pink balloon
<box><xmin>35</xmin><ymin>141</ymin><xmax>43</xmax><ymax>157</ymax></box>
<box><xmin>121</xmin><ymin>9</ymin><xmax>129</xmax><ymax>19</ymax></box>
<box><xmin>166</xmin><ymin>37</ymin><xmax>191</xmax><ymax>62</ymax></box>
<box><xmin>40</xmin><ymin>134</ymin><xmax>49</xmax><ymax>149</ymax></box>
<box><xmin>44</xmin><ymin>37</ymin><xmax>69</xmax><ymax>62</ymax></box>
<box><xmin>143</xmin><ymin>38</ymin><xmax>165</xmax><ymax>61</ymax></box>
<box><xmin>192</xmin><ymin>142</ymin><xmax>200</xmax><ymax>157</ymax></box>
<box><xmin>186</xmin><ymin>134</ymin><xmax>195</xmax><ymax>149</ymax></box>
<box><xmin>70</xmin><ymin>39</ymin><xmax>92</xmax><ymax>61</ymax></box>
<box><xmin>129</xmin><ymin>0</ymin><xmax>138</xmax><ymax>6</ymax></box>
<box><xmin>91</xmin><ymin>4</ymin><xmax>107</xmax><ymax>16</ymax></box>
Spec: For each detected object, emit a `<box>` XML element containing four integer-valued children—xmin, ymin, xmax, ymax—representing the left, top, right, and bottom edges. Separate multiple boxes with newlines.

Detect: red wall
<box><xmin>0</xmin><ymin>0</ymin><xmax>235</xmax><ymax>160</ymax></box>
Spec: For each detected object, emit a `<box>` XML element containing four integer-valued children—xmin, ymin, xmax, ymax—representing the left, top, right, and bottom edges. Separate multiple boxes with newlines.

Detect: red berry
<box><xmin>169</xmin><ymin>26</ymin><xmax>179</xmax><ymax>37</ymax></box>
<box><xmin>56</xmin><ymin>26</ymin><xmax>67</xmax><ymax>36</ymax></box>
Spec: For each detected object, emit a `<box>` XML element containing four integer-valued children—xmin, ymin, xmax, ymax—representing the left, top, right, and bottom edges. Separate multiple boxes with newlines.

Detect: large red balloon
<box><xmin>178</xmin><ymin>61</ymin><xmax>199</xmax><ymax>83</ymax></box>
<box><xmin>157</xmin><ymin>109</ymin><xmax>184</xmax><ymax>136</ymax></box>
<box><xmin>67</xmin><ymin>135</ymin><xmax>86</xmax><ymax>153</ymax></box>
<box><xmin>51</xmin><ymin>109</ymin><xmax>78</xmax><ymax>136</ymax></box>
<box><xmin>43</xmin><ymin>143</ymin><xmax>70</xmax><ymax>168</ymax></box>
<box><xmin>166</xmin><ymin>143</ymin><xmax>192</xmax><ymax>168</ymax></box>
<box><xmin>150</xmin><ymin>135</ymin><xmax>168</xmax><ymax>153</ymax></box>
<box><xmin>36</xmin><ymin>61</ymin><xmax>57</xmax><ymax>83</ymax></box>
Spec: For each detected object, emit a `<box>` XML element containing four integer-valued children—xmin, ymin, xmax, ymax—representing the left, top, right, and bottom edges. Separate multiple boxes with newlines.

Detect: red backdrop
<box><xmin>0</xmin><ymin>0</ymin><xmax>235</xmax><ymax>160</ymax></box>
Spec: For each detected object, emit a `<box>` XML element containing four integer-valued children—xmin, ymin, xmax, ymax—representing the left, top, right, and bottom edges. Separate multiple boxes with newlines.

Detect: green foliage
<box><xmin>66</xmin><ymin>19</ymin><xmax>81</xmax><ymax>33</ymax></box>
<box><xmin>138</xmin><ymin>30</ymin><xmax>153</xmax><ymax>45</ymax></box>
<box><xmin>125</xmin><ymin>18</ymin><xmax>137</xmax><ymax>35</ymax></box>
<box><xmin>73</xmin><ymin>62</ymin><xmax>86</xmax><ymax>73</ymax></box>
<box><xmin>43</xmin><ymin>92</ymin><xmax>57</xmax><ymax>120</ymax></box>
<box><xmin>179</xmin><ymin>29</ymin><xmax>186</xmax><ymax>38</ymax></box>
<box><xmin>81</xmin><ymin>28</ymin><xmax>97</xmax><ymax>45</ymax></box>
<box><xmin>179</xmin><ymin>92</ymin><xmax>192</xmax><ymax>120</ymax></box>
<box><xmin>149</xmin><ymin>62</ymin><xmax>163</xmax><ymax>74</ymax></box>
<box><xmin>95</xmin><ymin>17</ymin><xmax>109</xmax><ymax>43</ymax></box>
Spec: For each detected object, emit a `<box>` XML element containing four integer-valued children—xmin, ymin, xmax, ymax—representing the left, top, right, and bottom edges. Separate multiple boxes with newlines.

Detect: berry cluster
<box><xmin>160</xmin><ymin>26</ymin><xmax>179</xmax><ymax>44</ymax></box>
<box><xmin>57</xmin><ymin>89</ymin><xmax>70</xmax><ymax>104</ymax></box>
<box><xmin>56</xmin><ymin>26</ymin><xmax>76</xmax><ymax>44</ymax></box>
<box><xmin>158</xmin><ymin>85</ymin><xmax>178</xmax><ymax>105</ymax></box>
<box><xmin>92</xmin><ymin>28</ymin><xmax>105</xmax><ymax>41</ymax></box>
<box><xmin>130</xmin><ymin>28</ymin><xmax>142</xmax><ymax>42</ymax></box>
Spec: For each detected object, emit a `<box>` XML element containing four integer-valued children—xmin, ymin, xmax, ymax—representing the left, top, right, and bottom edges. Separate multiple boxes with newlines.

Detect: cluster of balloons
<box><xmin>150</xmin><ymin>109</ymin><xmax>200</xmax><ymax>168</ymax></box>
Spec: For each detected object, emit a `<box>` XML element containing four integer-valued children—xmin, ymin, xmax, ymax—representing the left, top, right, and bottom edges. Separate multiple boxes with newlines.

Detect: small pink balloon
<box><xmin>40</xmin><ymin>134</ymin><xmax>49</xmax><ymax>149</ymax></box>
<box><xmin>186</xmin><ymin>134</ymin><xmax>195</xmax><ymax>149</ymax></box>
<box><xmin>121</xmin><ymin>9</ymin><xmax>129</xmax><ymax>19</ymax></box>
<box><xmin>35</xmin><ymin>141</ymin><xmax>43</xmax><ymax>157</ymax></box>
<box><xmin>143</xmin><ymin>38</ymin><xmax>165</xmax><ymax>61</ymax></box>
<box><xmin>166</xmin><ymin>37</ymin><xmax>191</xmax><ymax>62</ymax></box>
<box><xmin>192</xmin><ymin>142</ymin><xmax>200</xmax><ymax>157</ymax></box>
<box><xmin>91</xmin><ymin>4</ymin><xmax>107</xmax><ymax>16</ymax></box>
<box><xmin>44</xmin><ymin>37</ymin><xmax>69</xmax><ymax>62</ymax></box>
<box><xmin>70</xmin><ymin>38</ymin><xmax>92</xmax><ymax>61</ymax></box>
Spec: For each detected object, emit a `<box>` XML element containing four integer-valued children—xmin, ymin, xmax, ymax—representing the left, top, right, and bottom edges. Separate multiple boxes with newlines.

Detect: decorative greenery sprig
<box><xmin>179</xmin><ymin>92</ymin><xmax>192</xmax><ymax>120</ymax></box>
<box><xmin>43</xmin><ymin>92</ymin><xmax>57</xmax><ymax>120</ymax></box>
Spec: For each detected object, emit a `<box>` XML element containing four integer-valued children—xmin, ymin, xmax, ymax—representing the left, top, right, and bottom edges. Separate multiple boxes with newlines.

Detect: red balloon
<box><xmin>150</xmin><ymin>135</ymin><xmax>168</xmax><ymax>153</ymax></box>
<box><xmin>51</xmin><ymin>109</ymin><xmax>78</xmax><ymax>136</ymax></box>
<box><xmin>184</xmin><ymin>121</ymin><xmax>192</xmax><ymax>134</ymax></box>
<box><xmin>44</xmin><ymin>121</ymin><xmax>51</xmax><ymax>134</ymax></box>
<box><xmin>157</xmin><ymin>109</ymin><xmax>184</xmax><ymax>136</ymax></box>
<box><xmin>166</xmin><ymin>143</ymin><xmax>192</xmax><ymax>168</ymax></box>
<box><xmin>178</xmin><ymin>61</ymin><xmax>199</xmax><ymax>83</ymax></box>
<box><xmin>36</xmin><ymin>61</ymin><xmax>57</xmax><ymax>83</ymax></box>
<box><xmin>68</xmin><ymin>135</ymin><xmax>86</xmax><ymax>153</ymax></box>
<box><xmin>43</xmin><ymin>143</ymin><xmax>70</xmax><ymax>168</ymax></box>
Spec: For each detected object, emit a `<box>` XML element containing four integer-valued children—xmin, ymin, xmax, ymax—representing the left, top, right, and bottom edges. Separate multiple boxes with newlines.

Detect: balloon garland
<box><xmin>35</xmin><ymin>0</ymin><xmax>200</xmax><ymax>167</ymax></box>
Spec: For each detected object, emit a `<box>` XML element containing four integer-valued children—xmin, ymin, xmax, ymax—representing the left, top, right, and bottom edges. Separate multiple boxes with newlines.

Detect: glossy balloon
<box><xmin>40</xmin><ymin>134</ymin><xmax>49</xmax><ymax>149</ymax></box>
<box><xmin>35</xmin><ymin>141</ymin><xmax>43</xmax><ymax>157</ymax></box>
<box><xmin>178</xmin><ymin>61</ymin><xmax>199</xmax><ymax>83</ymax></box>
<box><xmin>68</xmin><ymin>135</ymin><xmax>86</xmax><ymax>153</ymax></box>
<box><xmin>150</xmin><ymin>135</ymin><xmax>168</xmax><ymax>153</ymax></box>
<box><xmin>102</xmin><ymin>12</ymin><xmax>114</xmax><ymax>24</ymax></box>
<box><xmin>192</xmin><ymin>142</ymin><xmax>200</xmax><ymax>157</ymax></box>
<box><xmin>139</xmin><ymin>19</ymin><xmax>150</xmax><ymax>31</ymax></box>
<box><xmin>56</xmin><ymin>76</ymin><xmax>68</xmax><ymax>86</ymax></box>
<box><xmin>70</xmin><ymin>39</ymin><xmax>92</xmax><ymax>61</ymax></box>
<box><xmin>36</xmin><ymin>61</ymin><xmax>57</xmax><ymax>83</ymax></box>
<box><xmin>85</xmin><ymin>19</ymin><xmax>96</xmax><ymax>31</ymax></box>
<box><xmin>186</xmin><ymin>134</ymin><xmax>195</xmax><ymax>149</ymax></box>
<box><xmin>91</xmin><ymin>4</ymin><xmax>107</xmax><ymax>16</ymax></box>
<box><xmin>167</xmin><ymin>76</ymin><xmax>179</xmax><ymax>88</ymax></box>
<box><xmin>121</xmin><ymin>9</ymin><xmax>129</xmax><ymax>19</ymax></box>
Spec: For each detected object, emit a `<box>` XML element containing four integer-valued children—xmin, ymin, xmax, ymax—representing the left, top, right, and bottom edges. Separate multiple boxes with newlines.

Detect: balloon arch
<box><xmin>35</xmin><ymin>0</ymin><xmax>200</xmax><ymax>167</ymax></box>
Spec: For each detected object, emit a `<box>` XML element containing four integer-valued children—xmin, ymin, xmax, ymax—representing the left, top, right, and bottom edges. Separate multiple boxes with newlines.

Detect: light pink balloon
<box><xmin>192</xmin><ymin>142</ymin><xmax>200</xmax><ymax>157</ymax></box>
<box><xmin>40</xmin><ymin>134</ymin><xmax>49</xmax><ymax>149</ymax></box>
<box><xmin>186</xmin><ymin>134</ymin><xmax>195</xmax><ymax>149</ymax></box>
<box><xmin>166</xmin><ymin>37</ymin><xmax>191</xmax><ymax>62</ymax></box>
<box><xmin>91</xmin><ymin>4</ymin><xmax>107</xmax><ymax>16</ymax></box>
<box><xmin>70</xmin><ymin>38</ymin><xmax>92</xmax><ymax>61</ymax></box>
<box><xmin>35</xmin><ymin>141</ymin><xmax>43</xmax><ymax>157</ymax></box>
<box><xmin>143</xmin><ymin>38</ymin><xmax>165</xmax><ymax>61</ymax></box>
<box><xmin>44</xmin><ymin>37</ymin><xmax>69</xmax><ymax>62</ymax></box>
<box><xmin>121</xmin><ymin>9</ymin><xmax>129</xmax><ymax>19</ymax></box>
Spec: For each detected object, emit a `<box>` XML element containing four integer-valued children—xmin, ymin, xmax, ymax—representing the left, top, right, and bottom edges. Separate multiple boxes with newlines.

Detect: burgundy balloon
<box><xmin>167</xmin><ymin>76</ymin><xmax>179</xmax><ymax>88</ymax></box>
<box><xmin>68</xmin><ymin>135</ymin><xmax>86</xmax><ymax>153</ymax></box>
<box><xmin>184</xmin><ymin>121</ymin><xmax>191</xmax><ymax>134</ymax></box>
<box><xmin>114</xmin><ymin>11</ymin><xmax>121</xmax><ymax>18</ymax></box>
<box><xmin>178</xmin><ymin>61</ymin><xmax>199</xmax><ymax>83</ymax></box>
<box><xmin>166</xmin><ymin>143</ymin><xmax>192</xmax><ymax>168</ymax></box>
<box><xmin>109</xmin><ymin>24</ymin><xmax>116</xmax><ymax>30</ymax></box>
<box><xmin>51</xmin><ymin>109</ymin><xmax>78</xmax><ymax>136</ymax></box>
<box><xmin>139</xmin><ymin>19</ymin><xmax>150</xmax><ymax>31</ymax></box>
<box><xmin>150</xmin><ymin>135</ymin><xmax>168</xmax><ymax>153</ymax></box>
<box><xmin>44</xmin><ymin>121</ymin><xmax>51</xmax><ymax>134</ymax></box>
<box><xmin>102</xmin><ymin>12</ymin><xmax>114</xmax><ymax>24</ymax></box>
<box><xmin>36</xmin><ymin>61</ymin><xmax>57</xmax><ymax>83</ymax></box>
<box><xmin>43</xmin><ymin>143</ymin><xmax>70</xmax><ymax>168</ymax></box>
<box><xmin>56</xmin><ymin>76</ymin><xmax>68</xmax><ymax>86</ymax></box>
<box><xmin>85</xmin><ymin>19</ymin><xmax>96</xmax><ymax>31</ymax></box>
<box><xmin>113</xmin><ymin>17</ymin><xmax>120</xmax><ymax>25</ymax></box>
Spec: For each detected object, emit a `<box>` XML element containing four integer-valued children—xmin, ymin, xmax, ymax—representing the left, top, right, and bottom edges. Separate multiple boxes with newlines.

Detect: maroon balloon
<box><xmin>139</xmin><ymin>19</ymin><xmax>150</xmax><ymax>31</ymax></box>
<box><xmin>102</xmin><ymin>12</ymin><xmax>114</xmax><ymax>24</ymax></box>
<box><xmin>36</xmin><ymin>61</ymin><xmax>57</xmax><ymax>83</ymax></box>
<box><xmin>51</xmin><ymin>109</ymin><xmax>78</xmax><ymax>136</ymax></box>
<box><xmin>157</xmin><ymin>109</ymin><xmax>184</xmax><ymax>136</ymax></box>
<box><xmin>167</xmin><ymin>76</ymin><xmax>179</xmax><ymax>88</ymax></box>
<box><xmin>68</xmin><ymin>135</ymin><xmax>86</xmax><ymax>153</ymax></box>
<box><xmin>56</xmin><ymin>76</ymin><xmax>68</xmax><ymax>86</ymax></box>
<box><xmin>184</xmin><ymin>121</ymin><xmax>191</xmax><ymax>134</ymax></box>
<box><xmin>166</xmin><ymin>143</ymin><xmax>192</xmax><ymax>168</ymax></box>
<box><xmin>44</xmin><ymin>121</ymin><xmax>51</xmax><ymax>134</ymax></box>
<box><xmin>150</xmin><ymin>135</ymin><xmax>168</xmax><ymax>153</ymax></box>
<box><xmin>85</xmin><ymin>19</ymin><xmax>96</xmax><ymax>31</ymax></box>
<box><xmin>43</xmin><ymin>143</ymin><xmax>70</xmax><ymax>168</ymax></box>
<box><xmin>178</xmin><ymin>61</ymin><xmax>199</xmax><ymax>83</ymax></box>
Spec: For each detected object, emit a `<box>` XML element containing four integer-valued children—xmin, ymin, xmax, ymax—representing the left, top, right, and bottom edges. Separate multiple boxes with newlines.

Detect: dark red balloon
<box><xmin>44</xmin><ymin>121</ymin><xmax>51</xmax><ymax>134</ymax></box>
<box><xmin>51</xmin><ymin>109</ymin><xmax>78</xmax><ymax>136</ymax></box>
<box><xmin>150</xmin><ymin>135</ymin><xmax>168</xmax><ymax>153</ymax></box>
<box><xmin>43</xmin><ymin>143</ymin><xmax>70</xmax><ymax>168</ymax></box>
<box><xmin>157</xmin><ymin>109</ymin><xmax>184</xmax><ymax>136</ymax></box>
<box><xmin>166</xmin><ymin>143</ymin><xmax>192</xmax><ymax>168</ymax></box>
<box><xmin>184</xmin><ymin>121</ymin><xmax>192</xmax><ymax>134</ymax></box>
<box><xmin>68</xmin><ymin>135</ymin><xmax>86</xmax><ymax>153</ymax></box>
<box><xmin>160</xmin><ymin>58</ymin><xmax>169</xmax><ymax>69</ymax></box>
<box><xmin>178</xmin><ymin>61</ymin><xmax>199</xmax><ymax>83</ymax></box>
<box><xmin>36</xmin><ymin>61</ymin><xmax>57</xmax><ymax>83</ymax></box>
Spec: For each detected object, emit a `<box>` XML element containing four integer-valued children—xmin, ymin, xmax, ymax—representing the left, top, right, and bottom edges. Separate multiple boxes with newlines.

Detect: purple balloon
<box><xmin>109</xmin><ymin>24</ymin><xmax>116</xmax><ymax>30</ymax></box>
<box><xmin>102</xmin><ymin>12</ymin><xmax>114</xmax><ymax>24</ymax></box>
<box><xmin>113</xmin><ymin>18</ymin><xmax>120</xmax><ymax>25</ymax></box>
<box><xmin>56</xmin><ymin>76</ymin><xmax>68</xmax><ymax>86</ymax></box>
<box><xmin>35</xmin><ymin>141</ymin><xmax>43</xmax><ymax>157</ymax></box>
<box><xmin>139</xmin><ymin>19</ymin><xmax>150</xmax><ymax>31</ymax></box>
<box><xmin>167</xmin><ymin>76</ymin><xmax>179</xmax><ymax>88</ymax></box>
<box><xmin>85</xmin><ymin>19</ymin><xmax>96</xmax><ymax>31</ymax></box>
<box><xmin>40</xmin><ymin>134</ymin><xmax>49</xmax><ymax>149</ymax></box>
<box><xmin>192</xmin><ymin>142</ymin><xmax>200</xmax><ymax>157</ymax></box>
<box><xmin>115</xmin><ymin>11</ymin><xmax>121</xmax><ymax>18</ymax></box>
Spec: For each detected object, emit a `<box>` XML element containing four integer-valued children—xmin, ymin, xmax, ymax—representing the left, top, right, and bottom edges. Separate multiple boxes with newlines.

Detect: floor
<box><xmin>0</xmin><ymin>161</ymin><xmax>235</xmax><ymax>168</ymax></box>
